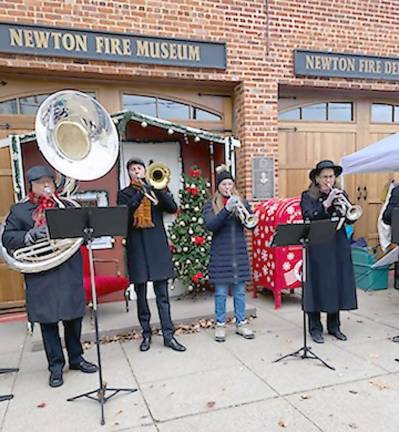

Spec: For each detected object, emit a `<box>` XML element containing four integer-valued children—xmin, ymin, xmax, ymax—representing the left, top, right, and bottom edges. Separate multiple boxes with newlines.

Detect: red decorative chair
<box><xmin>80</xmin><ymin>246</ymin><xmax>130</xmax><ymax>312</ymax></box>
<box><xmin>252</xmin><ymin>197</ymin><xmax>303</xmax><ymax>309</ymax></box>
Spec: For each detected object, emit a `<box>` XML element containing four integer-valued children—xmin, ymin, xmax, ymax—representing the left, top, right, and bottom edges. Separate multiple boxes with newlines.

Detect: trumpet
<box><xmin>328</xmin><ymin>186</ymin><xmax>363</xmax><ymax>222</ymax></box>
<box><xmin>228</xmin><ymin>193</ymin><xmax>259</xmax><ymax>229</ymax></box>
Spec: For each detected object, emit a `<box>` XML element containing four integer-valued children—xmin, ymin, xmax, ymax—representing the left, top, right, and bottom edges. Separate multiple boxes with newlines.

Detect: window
<box><xmin>279</xmin><ymin>102</ymin><xmax>353</xmax><ymax>122</ymax></box>
<box><xmin>122</xmin><ymin>94</ymin><xmax>222</xmax><ymax>121</ymax></box>
<box><xmin>0</xmin><ymin>91</ymin><xmax>96</xmax><ymax>115</ymax></box>
<box><xmin>371</xmin><ymin>103</ymin><xmax>399</xmax><ymax>123</ymax></box>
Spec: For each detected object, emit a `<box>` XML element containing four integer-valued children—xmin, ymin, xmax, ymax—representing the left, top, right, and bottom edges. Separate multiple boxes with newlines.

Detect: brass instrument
<box><xmin>0</xmin><ymin>90</ymin><xmax>119</xmax><ymax>273</ymax></box>
<box><xmin>228</xmin><ymin>193</ymin><xmax>258</xmax><ymax>229</ymax></box>
<box><xmin>328</xmin><ymin>186</ymin><xmax>363</xmax><ymax>222</ymax></box>
<box><xmin>137</xmin><ymin>161</ymin><xmax>171</xmax><ymax>205</ymax></box>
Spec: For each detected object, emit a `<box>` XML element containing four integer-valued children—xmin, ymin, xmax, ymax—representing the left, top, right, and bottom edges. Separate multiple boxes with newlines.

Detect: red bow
<box><xmin>192</xmin><ymin>236</ymin><xmax>206</xmax><ymax>246</ymax></box>
<box><xmin>189</xmin><ymin>168</ymin><xmax>202</xmax><ymax>177</ymax></box>
<box><xmin>185</xmin><ymin>185</ymin><xmax>199</xmax><ymax>196</ymax></box>
<box><xmin>191</xmin><ymin>271</ymin><xmax>204</xmax><ymax>284</ymax></box>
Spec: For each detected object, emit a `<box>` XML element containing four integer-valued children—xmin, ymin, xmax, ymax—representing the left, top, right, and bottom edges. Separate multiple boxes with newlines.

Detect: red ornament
<box><xmin>170</xmin><ymin>244</ymin><xmax>176</xmax><ymax>253</ymax></box>
<box><xmin>191</xmin><ymin>271</ymin><xmax>204</xmax><ymax>284</ymax></box>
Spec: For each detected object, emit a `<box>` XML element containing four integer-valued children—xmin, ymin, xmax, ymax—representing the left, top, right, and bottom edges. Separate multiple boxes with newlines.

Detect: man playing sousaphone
<box><xmin>1</xmin><ymin>166</ymin><xmax>97</xmax><ymax>388</ymax></box>
<box><xmin>118</xmin><ymin>158</ymin><xmax>186</xmax><ymax>352</ymax></box>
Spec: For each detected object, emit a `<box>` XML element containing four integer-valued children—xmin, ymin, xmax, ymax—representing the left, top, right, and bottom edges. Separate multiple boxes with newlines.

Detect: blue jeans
<box><xmin>215</xmin><ymin>283</ymin><xmax>246</xmax><ymax>325</ymax></box>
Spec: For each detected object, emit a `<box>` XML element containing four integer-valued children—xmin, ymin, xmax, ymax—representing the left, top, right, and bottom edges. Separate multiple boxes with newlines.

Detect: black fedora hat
<box><xmin>309</xmin><ymin>160</ymin><xmax>343</xmax><ymax>181</ymax></box>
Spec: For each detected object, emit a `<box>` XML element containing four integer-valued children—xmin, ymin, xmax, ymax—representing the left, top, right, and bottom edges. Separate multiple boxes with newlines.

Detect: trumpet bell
<box><xmin>346</xmin><ymin>205</ymin><xmax>363</xmax><ymax>221</ymax></box>
<box><xmin>35</xmin><ymin>90</ymin><xmax>119</xmax><ymax>181</ymax></box>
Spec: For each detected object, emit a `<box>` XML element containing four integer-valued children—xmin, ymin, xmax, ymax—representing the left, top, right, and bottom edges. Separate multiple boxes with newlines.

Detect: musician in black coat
<box><xmin>382</xmin><ymin>184</ymin><xmax>399</xmax><ymax>341</ymax></box>
<box><xmin>117</xmin><ymin>158</ymin><xmax>186</xmax><ymax>353</ymax></box>
<box><xmin>300</xmin><ymin>160</ymin><xmax>358</xmax><ymax>344</ymax></box>
<box><xmin>1</xmin><ymin>166</ymin><xmax>97</xmax><ymax>388</ymax></box>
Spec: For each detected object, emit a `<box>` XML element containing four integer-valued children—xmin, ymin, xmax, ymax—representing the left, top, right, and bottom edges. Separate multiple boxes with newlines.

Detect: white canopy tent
<box><xmin>339</xmin><ymin>133</ymin><xmax>399</xmax><ymax>254</ymax></box>
<box><xmin>340</xmin><ymin>132</ymin><xmax>399</xmax><ymax>174</ymax></box>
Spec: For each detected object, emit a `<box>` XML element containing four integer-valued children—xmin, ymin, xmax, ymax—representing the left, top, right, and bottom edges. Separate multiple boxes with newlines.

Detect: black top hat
<box><xmin>27</xmin><ymin>165</ymin><xmax>55</xmax><ymax>183</ymax></box>
<box><xmin>309</xmin><ymin>160</ymin><xmax>343</xmax><ymax>182</ymax></box>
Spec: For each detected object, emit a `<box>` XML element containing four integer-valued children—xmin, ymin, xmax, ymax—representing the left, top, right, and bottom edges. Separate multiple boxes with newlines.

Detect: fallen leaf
<box><xmin>369</xmin><ymin>380</ymin><xmax>391</xmax><ymax>390</ymax></box>
<box><xmin>348</xmin><ymin>423</ymin><xmax>359</xmax><ymax>429</ymax></box>
<box><xmin>206</xmin><ymin>401</ymin><xmax>216</xmax><ymax>408</ymax></box>
<box><xmin>36</xmin><ymin>402</ymin><xmax>46</xmax><ymax>408</ymax></box>
<box><xmin>116</xmin><ymin>410</ymin><xmax>123</xmax><ymax>415</ymax></box>
<box><xmin>278</xmin><ymin>419</ymin><xmax>287</xmax><ymax>428</ymax></box>
<box><xmin>300</xmin><ymin>394</ymin><xmax>311</xmax><ymax>400</ymax></box>
<box><xmin>349</xmin><ymin>390</ymin><xmax>358</xmax><ymax>395</ymax></box>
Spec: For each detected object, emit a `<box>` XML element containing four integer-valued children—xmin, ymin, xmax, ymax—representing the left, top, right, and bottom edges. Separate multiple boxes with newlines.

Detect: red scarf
<box><xmin>28</xmin><ymin>192</ymin><xmax>56</xmax><ymax>227</ymax></box>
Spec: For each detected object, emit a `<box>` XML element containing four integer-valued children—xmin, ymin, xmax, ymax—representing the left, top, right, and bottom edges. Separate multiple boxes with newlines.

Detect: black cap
<box><xmin>27</xmin><ymin>165</ymin><xmax>55</xmax><ymax>183</ymax></box>
<box><xmin>216</xmin><ymin>168</ymin><xmax>234</xmax><ymax>188</ymax></box>
<box><xmin>309</xmin><ymin>160</ymin><xmax>343</xmax><ymax>182</ymax></box>
<box><xmin>126</xmin><ymin>157</ymin><xmax>146</xmax><ymax>170</ymax></box>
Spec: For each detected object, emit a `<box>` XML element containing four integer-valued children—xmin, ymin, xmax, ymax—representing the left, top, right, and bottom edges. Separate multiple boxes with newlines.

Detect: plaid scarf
<box><xmin>130</xmin><ymin>180</ymin><xmax>154</xmax><ymax>229</ymax></box>
<box><xmin>28</xmin><ymin>192</ymin><xmax>56</xmax><ymax>227</ymax></box>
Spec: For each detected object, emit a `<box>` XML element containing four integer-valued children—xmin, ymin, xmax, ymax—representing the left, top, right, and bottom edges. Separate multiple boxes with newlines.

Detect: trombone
<box><xmin>137</xmin><ymin>161</ymin><xmax>171</xmax><ymax>205</ymax></box>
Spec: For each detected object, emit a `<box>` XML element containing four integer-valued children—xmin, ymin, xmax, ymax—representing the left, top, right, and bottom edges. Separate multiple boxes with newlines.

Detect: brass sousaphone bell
<box><xmin>0</xmin><ymin>91</ymin><xmax>119</xmax><ymax>273</ymax></box>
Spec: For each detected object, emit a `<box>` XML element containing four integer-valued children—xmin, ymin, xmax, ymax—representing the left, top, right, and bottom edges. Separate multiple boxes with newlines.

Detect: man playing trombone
<box><xmin>1</xmin><ymin>166</ymin><xmax>97</xmax><ymax>388</ymax></box>
<box><xmin>118</xmin><ymin>158</ymin><xmax>186</xmax><ymax>352</ymax></box>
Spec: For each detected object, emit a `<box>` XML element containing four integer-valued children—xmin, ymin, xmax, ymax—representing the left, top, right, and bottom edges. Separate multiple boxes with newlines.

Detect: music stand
<box><xmin>0</xmin><ymin>367</ymin><xmax>19</xmax><ymax>401</ymax></box>
<box><xmin>46</xmin><ymin>206</ymin><xmax>137</xmax><ymax>425</ymax></box>
<box><xmin>272</xmin><ymin>219</ymin><xmax>338</xmax><ymax>370</ymax></box>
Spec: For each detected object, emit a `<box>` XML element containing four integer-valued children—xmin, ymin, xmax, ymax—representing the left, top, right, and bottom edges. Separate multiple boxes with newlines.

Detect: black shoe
<box><xmin>49</xmin><ymin>372</ymin><xmax>63</xmax><ymax>388</ymax></box>
<box><xmin>310</xmin><ymin>332</ymin><xmax>324</xmax><ymax>344</ymax></box>
<box><xmin>140</xmin><ymin>337</ymin><xmax>151</xmax><ymax>352</ymax></box>
<box><xmin>328</xmin><ymin>330</ymin><xmax>348</xmax><ymax>341</ymax></box>
<box><xmin>164</xmin><ymin>337</ymin><xmax>186</xmax><ymax>352</ymax></box>
<box><xmin>70</xmin><ymin>358</ymin><xmax>98</xmax><ymax>373</ymax></box>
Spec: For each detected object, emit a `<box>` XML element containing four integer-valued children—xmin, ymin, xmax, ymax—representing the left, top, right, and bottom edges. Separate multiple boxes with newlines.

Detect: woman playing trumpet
<box><xmin>300</xmin><ymin>160</ymin><xmax>358</xmax><ymax>344</ymax></box>
<box><xmin>203</xmin><ymin>165</ymin><xmax>255</xmax><ymax>342</ymax></box>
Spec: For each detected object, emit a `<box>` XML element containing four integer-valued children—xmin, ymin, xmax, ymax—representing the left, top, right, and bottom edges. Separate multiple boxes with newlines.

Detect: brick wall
<box><xmin>2</xmin><ymin>0</ymin><xmax>399</xmax><ymax>196</ymax></box>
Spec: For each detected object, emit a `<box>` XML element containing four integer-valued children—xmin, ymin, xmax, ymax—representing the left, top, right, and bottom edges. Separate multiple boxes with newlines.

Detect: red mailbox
<box><xmin>252</xmin><ymin>197</ymin><xmax>303</xmax><ymax>308</ymax></box>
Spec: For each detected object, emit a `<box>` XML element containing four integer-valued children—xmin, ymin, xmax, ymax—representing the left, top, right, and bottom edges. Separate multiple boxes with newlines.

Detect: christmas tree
<box><xmin>168</xmin><ymin>166</ymin><xmax>212</xmax><ymax>293</ymax></box>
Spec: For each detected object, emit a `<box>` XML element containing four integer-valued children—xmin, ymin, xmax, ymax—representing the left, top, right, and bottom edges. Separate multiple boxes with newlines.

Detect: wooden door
<box><xmin>0</xmin><ymin>147</ymin><xmax>24</xmax><ymax>311</ymax></box>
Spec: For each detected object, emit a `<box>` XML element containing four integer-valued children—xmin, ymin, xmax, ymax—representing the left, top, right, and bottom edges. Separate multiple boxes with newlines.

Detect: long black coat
<box><xmin>382</xmin><ymin>185</ymin><xmax>399</xmax><ymax>225</ymax></box>
<box><xmin>300</xmin><ymin>191</ymin><xmax>357</xmax><ymax>313</ymax></box>
<box><xmin>117</xmin><ymin>186</ymin><xmax>177</xmax><ymax>284</ymax></box>
<box><xmin>2</xmin><ymin>200</ymin><xmax>85</xmax><ymax>324</ymax></box>
<box><xmin>203</xmin><ymin>200</ymin><xmax>251</xmax><ymax>285</ymax></box>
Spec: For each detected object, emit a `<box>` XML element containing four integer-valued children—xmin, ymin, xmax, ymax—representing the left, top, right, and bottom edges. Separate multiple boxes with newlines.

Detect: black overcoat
<box><xmin>2</xmin><ymin>200</ymin><xmax>85</xmax><ymax>324</ymax></box>
<box><xmin>382</xmin><ymin>185</ymin><xmax>399</xmax><ymax>225</ymax></box>
<box><xmin>203</xmin><ymin>200</ymin><xmax>251</xmax><ymax>285</ymax></box>
<box><xmin>300</xmin><ymin>190</ymin><xmax>358</xmax><ymax>313</ymax></box>
<box><xmin>117</xmin><ymin>186</ymin><xmax>177</xmax><ymax>284</ymax></box>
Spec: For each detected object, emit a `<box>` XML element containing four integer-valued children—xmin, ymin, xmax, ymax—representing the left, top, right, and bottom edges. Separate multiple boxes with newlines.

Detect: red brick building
<box><xmin>1</xmin><ymin>0</ymin><xmax>399</xmax><ymax>308</ymax></box>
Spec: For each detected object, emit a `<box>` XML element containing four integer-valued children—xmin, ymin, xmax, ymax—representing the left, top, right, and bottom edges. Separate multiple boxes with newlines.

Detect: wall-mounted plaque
<box><xmin>252</xmin><ymin>157</ymin><xmax>274</xmax><ymax>200</ymax></box>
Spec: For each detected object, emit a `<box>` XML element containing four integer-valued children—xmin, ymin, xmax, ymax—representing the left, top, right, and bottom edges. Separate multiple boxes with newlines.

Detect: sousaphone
<box><xmin>0</xmin><ymin>90</ymin><xmax>119</xmax><ymax>273</ymax></box>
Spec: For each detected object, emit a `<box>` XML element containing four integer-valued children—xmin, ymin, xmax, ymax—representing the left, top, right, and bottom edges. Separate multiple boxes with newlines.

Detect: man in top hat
<box><xmin>2</xmin><ymin>165</ymin><xmax>97</xmax><ymax>388</ymax></box>
<box><xmin>300</xmin><ymin>160</ymin><xmax>358</xmax><ymax>343</ymax></box>
<box><xmin>118</xmin><ymin>157</ymin><xmax>186</xmax><ymax>352</ymax></box>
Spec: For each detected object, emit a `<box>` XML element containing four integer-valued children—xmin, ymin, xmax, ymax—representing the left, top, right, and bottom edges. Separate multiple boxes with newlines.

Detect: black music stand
<box><xmin>46</xmin><ymin>206</ymin><xmax>137</xmax><ymax>426</ymax></box>
<box><xmin>0</xmin><ymin>367</ymin><xmax>19</xmax><ymax>401</ymax></box>
<box><xmin>272</xmin><ymin>219</ymin><xmax>338</xmax><ymax>370</ymax></box>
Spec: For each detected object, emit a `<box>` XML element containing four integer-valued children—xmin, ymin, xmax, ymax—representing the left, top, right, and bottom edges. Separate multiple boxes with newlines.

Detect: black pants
<box><xmin>134</xmin><ymin>280</ymin><xmax>174</xmax><ymax>342</ymax></box>
<box><xmin>307</xmin><ymin>312</ymin><xmax>340</xmax><ymax>335</ymax></box>
<box><xmin>40</xmin><ymin>317</ymin><xmax>83</xmax><ymax>374</ymax></box>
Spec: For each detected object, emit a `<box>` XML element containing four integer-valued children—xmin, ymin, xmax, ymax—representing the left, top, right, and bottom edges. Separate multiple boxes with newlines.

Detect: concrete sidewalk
<box><xmin>1</xmin><ymin>288</ymin><xmax>399</xmax><ymax>432</ymax></box>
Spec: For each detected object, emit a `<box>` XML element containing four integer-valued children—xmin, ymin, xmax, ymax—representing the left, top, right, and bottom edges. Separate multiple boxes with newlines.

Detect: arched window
<box><xmin>279</xmin><ymin>102</ymin><xmax>353</xmax><ymax>122</ymax></box>
<box><xmin>0</xmin><ymin>91</ymin><xmax>96</xmax><ymax>115</ymax></box>
<box><xmin>122</xmin><ymin>94</ymin><xmax>222</xmax><ymax>121</ymax></box>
